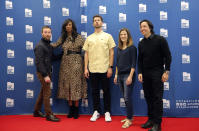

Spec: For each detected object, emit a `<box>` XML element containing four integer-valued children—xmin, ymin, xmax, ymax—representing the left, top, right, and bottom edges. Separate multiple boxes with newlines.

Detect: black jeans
<box><xmin>90</xmin><ymin>72</ymin><xmax>111</xmax><ymax>113</ymax></box>
<box><xmin>143</xmin><ymin>70</ymin><xmax>164</xmax><ymax>124</ymax></box>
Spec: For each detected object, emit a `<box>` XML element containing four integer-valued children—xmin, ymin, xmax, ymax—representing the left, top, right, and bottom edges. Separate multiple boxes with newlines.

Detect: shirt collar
<box><xmin>144</xmin><ymin>34</ymin><xmax>154</xmax><ymax>40</ymax></box>
<box><xmin>41</xmin><ymin>38</ymin><xmax>51</xmax><ymax>44</ymax></box>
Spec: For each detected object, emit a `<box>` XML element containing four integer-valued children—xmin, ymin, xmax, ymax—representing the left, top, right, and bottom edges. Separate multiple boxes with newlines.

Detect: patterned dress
<box><xmin>53</xmin><ymin>35</ymin><xmax>87</xmax><ymax>101</ymax></box>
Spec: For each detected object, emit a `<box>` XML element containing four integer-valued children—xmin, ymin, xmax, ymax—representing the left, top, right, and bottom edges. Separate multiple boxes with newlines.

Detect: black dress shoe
<box><xmin>33</xmin><ymin>111</ymin><xmax>45</xmax><ymax>118</ymax></box>
<box><xmin>73</xmin><ymin>106</ymin><xmax>79</xmax><ymax>119</ymax></box>
<box><xmin>67</xmin><ymin>106</ymin><xmax>74</xmax><ymax>118</ymax></box>
<box><xmin>46</xmin><ymin>114</ymin><xmax>60</xmax><ymax>122</ymax></box>
<box><xmin>148</xmin><ymin>124</ymin><xmax>161</xmax><ymax>131</ymax></box>
<box><xmin>141</xmin><ymin>120</ymin><xmax>154</xmax><ymax>129</ymax></box>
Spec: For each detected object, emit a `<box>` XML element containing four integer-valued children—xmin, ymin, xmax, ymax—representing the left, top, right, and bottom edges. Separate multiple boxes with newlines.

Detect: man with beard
<box><xmin>83</xmin><ymin>15</ymin><xmax>116</xmax><ymax>122</ymax></box>
<box><xmin>33</xmin><ymin>26</ymin><xmax>61</xmax><ymax>122</ymax></box>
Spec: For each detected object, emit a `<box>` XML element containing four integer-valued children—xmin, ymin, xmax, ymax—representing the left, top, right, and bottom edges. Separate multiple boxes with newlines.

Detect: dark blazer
<box><xmin>34</xmin><ymin>38</ymin><xmax>61</xmax><ymax>77</ymax></box>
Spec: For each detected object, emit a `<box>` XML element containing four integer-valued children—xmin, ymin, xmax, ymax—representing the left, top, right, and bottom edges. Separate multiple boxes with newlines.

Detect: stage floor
<box><xmin>0</xmin><ymin>115</ymin><xmax>198</xmax><ymax>131</ymax></box>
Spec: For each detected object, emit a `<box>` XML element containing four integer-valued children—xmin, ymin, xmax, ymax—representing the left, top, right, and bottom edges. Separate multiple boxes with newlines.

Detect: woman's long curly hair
<box><xmin>61</xmin><ymin>19</ymin><xmax>78</xmax><ymax>44</ymax></box>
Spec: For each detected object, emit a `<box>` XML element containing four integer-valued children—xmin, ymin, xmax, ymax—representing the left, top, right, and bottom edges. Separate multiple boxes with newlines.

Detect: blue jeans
<box><xmin>118</xmin><ymin>74</ymin><xmax>134</xmax><ymax>120</ymax></box>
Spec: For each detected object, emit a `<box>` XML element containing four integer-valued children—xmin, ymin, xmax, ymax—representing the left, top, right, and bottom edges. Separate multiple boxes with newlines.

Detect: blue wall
<box><xmin>0</xmin><ymin>0</ymin><xmax>199</xmax><ymax>117</ymax></box>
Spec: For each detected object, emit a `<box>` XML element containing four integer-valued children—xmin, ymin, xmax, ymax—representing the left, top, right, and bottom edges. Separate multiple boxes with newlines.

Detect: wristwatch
<box><xmin>109</xmin><ymin>66</ymin><xmax>113</xmax><ymax>68</ymax></box>
<box><xmin>165</xmin><ymin>70</ymin><xmax>170</xmax><ymax>75</ymax></box>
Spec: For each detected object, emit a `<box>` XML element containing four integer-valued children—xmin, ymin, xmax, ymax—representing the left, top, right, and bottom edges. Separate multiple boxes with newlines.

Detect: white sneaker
<box><xmin>90</xmin><ymin>110</ymin><xmax>100</xmax><ymax>121</ymax></box>
<box><xmin>105</xmin><ymin>112</ymin><xmax>112</xmax><ymax>122</ymax></box>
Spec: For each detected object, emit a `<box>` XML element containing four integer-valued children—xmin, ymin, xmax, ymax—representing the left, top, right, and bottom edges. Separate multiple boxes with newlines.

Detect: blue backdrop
<box><xmin>1</xmin><ymin>0</ymin><xmax>199</xmax><ymax>117</ymax></box>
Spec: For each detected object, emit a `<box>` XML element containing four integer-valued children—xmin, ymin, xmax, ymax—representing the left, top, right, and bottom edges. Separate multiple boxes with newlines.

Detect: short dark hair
<box><xmin>41</xmin><ymin>25</ymin><xmax>51</xmax><ymax>33</ymax></box>
<box><xmin>93</xmin><ymin>15</ymin><xmax>103</xmax><ymax>22</ymax></box>
<box><xmin>140</xmin><ymin>19</ymin><xmax>154</xmax><ymax>34</ymax></box>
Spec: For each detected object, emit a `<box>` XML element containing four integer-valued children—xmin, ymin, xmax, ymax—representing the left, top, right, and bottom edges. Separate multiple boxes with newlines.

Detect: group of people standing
<box><xmin>33</xmin><ymin>15</ymin><xmax>171</xmax><ymax>131</ymax></box>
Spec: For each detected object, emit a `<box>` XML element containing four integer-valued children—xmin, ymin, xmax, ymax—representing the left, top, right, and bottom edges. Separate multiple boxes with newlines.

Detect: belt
<box><xmin>66</xmin><ymin>50</ymin><xmax>81</xmax><ymax>55</ymax></box>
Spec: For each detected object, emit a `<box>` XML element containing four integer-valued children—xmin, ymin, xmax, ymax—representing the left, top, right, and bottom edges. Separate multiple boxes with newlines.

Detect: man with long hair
<box><xmin>138</xmin><ymin>20</ymin><xmax>172</xmax><ymax>131</ymax></box>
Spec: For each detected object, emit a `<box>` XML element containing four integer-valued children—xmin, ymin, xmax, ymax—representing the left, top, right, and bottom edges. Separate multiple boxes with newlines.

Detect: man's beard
<box><xmin>95</xmin><ymin>25</ymin><xmax>102</xmax><ymax>28</ymax></box>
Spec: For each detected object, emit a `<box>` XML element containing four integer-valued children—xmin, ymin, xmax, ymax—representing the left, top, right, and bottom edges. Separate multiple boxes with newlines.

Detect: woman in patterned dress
<box><xmin>52</xmin><ymin>19</ymin><xmax>87</xmax><ymax>119</ymax></box>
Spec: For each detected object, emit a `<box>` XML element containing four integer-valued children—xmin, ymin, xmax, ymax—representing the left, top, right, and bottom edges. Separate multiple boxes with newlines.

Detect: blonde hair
<box><xmin>118</xmin><ymin>28</ymin><xmax>133</xmax><ymax>49</ymax></box>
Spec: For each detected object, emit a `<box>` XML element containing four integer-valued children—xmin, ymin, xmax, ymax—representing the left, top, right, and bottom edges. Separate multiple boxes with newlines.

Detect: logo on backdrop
<box><xmin>25</xmin><ymin>8</ymin><xmax>32</xmax><ymax>17</ymax></box>
<box><xmin>5</xmin><ymin>0</ymin><xmax>13</xmax><ymax>9</ymax></box>
<box><xmin>176</xmin><ymin>100</ymin><xmax>199</xmax><ymax>109</ymax></box>
<box><xmin>44</xmin><ymin>16</ymin><xmax>51</xmax><ymax>25</ymax></box>
<box><xmin>181</xmin><ymin>1</ymin><xmax>189</xmax><ymax>11</ymax></box>
<box><xmin>7</xmin><ymin>33</ymin><xmax>14</xmax><ymax>42</ymax></box>
<box><xmin>6</xmin><ymin>17</ymin><xmax>13</xmax><ymax>26</ymax></box>
<box><xmin>160</xmin><ymin>11</ymin><xmax>168</xmax><ymax>20</ymax></box>
<box><xmin>119</xmin><ymin>13</ymin><xmax>126</xmax><ymax>22</ymax></box>
<box><xmin>163</xmin><ymin>99</ymin><xmax>170</xmax><ymax>109</ymax></box>
<box><xmin>120</xmin><ymin>98</ymin><xmax>126</xmax><ymax>107</ymax></box>
<box><xmin>183</xmin><ymin>72</ymin><xmax>191</xmax><ymax>82</ymax></box>
<box><xmin>27</xmin><ymin>57</ymin><xmax>34</xmax><ymax>66</ymax></box>
<box><xmin>25</xmin><ymin>25</ymin><xmax>33</xmax><ymax>33</ymax></box>
<box><xmin>6</xmin><ymin>98</ymin><xmax>14</xmax><ymax>107</ymax></box>
<box><xmin>50</xmin><ymin>98</ymin><xmax>53</xmax><ymax>105</ymax></box>
<box><xmin>81</xmin><ymin>99</ymin><xmax>88</xmax><ymax>107</ymax></box>
<box><xmin>7</xmin><ymin>65</ymin><xmax>14</xmax><ymax>74</ymax></box>
<box><xmin>50</xmin><ymin>82</ymin><xmax>53</xmax><ymax>89</ymax></box>
<box><xmin>164</xmin><ymin>82</ymin><xmax>169</xmax><ymax>91</ymax></box>
<box><xmin>140</xmin><ymin>89</ymin><xmax>145</xmax><ymax>99</ymax></box>
<box><xmin>26</xmin><ymin>89</ymin><xmax>34</xmax><ymax>98</ymax></box>
<box><xmin>159</xmin><ymin>0</ymin><xmax>167</xmax><ymax>3</ymax></box>
<box><xmin>80</xmin><ymin>0</ymin><xmax>87</xmax><ymax>7</ymax></box>
<box><xmin>119</xmin><ymin>0</ymin><xmax>126</xmax><ymax>5</ymax></box>
<box><xmin>139</xmin><ymin>4</ymin><xmax>147</xmax><ymax>13</ymax></box>
<box><xmin>43</xmin><ymin>0</ymin><xmax>50</xmax><ymax>8</ymax></box>
<box><xmin>160</xmin><ymin>28</ymin><xmax>168</xmax><ymax>37</ymax></box>
<box><xmin>81</xmin><ymin>31</ymin><xmax>87</xmax><ymax>39</ymax></box>
<box><xmin>7</xmin><ymin>49</ymin><xmax>15</xmax><ymax>58</ymax></box>
<box><xmin>81</xmin><ymin>15</ymin><xmax>87</xmax><ymax>23</ymax></box>
<box><xmin>7</xmin><ymin>82</ymin><xmax>14</xmax><ymax>91</ymax></box>
<box><xmin>102</xmin><ymin>23</ymin><xmax>107</xmax><ymax>31</ymax></box>
<box><xmin>181</xmin><ymin>19</ymin><xmax>189</xmax><ymax>28</ymax></box>
<box><xmin>181</xmin><ymin>36</ymin><xmax>190</xmax><ymax>46</ymax></box>
<box><xmin>99</xmin><ymin>5</ymin><xmax>106</xmax><ymax>14</ymax></box>
<box><xmin>26</xmin><ymin>41</ymin><xmax>33</xmax><ymax>50</ymax></box>
<box><xmin>27</xmin><ymin>73</ymin><xmax>34</xmax><ymax>82</ymax></box>
<box><xmin>182</xmin><ymin>54</ymin><xmax>190</xmax><ymax>64</ymax></box>
<box><xmin>62</xmin><ymin>8</ymin><xmax>69</xmax><ymax>16</ymax></box>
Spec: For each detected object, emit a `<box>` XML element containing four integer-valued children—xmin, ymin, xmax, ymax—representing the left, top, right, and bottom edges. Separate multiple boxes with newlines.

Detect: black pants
<box><xmin>90</xmin><ymin>72</ymin><xmax>111</xmax><ymax>113</ymax></box>
<box><xmin>143</xmin><ymin>70</ymin><xmax>163</xmax><ymax>124</ymax></box>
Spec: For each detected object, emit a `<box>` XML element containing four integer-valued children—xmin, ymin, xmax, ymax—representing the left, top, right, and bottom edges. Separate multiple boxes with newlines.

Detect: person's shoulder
<box><xmin>129</xmin><ymin>45</ymin><xmax>137</xmax><ymax>50</ymax></box>
<box><xmin>154</xmin><ymin>34</ymin><xmax>165</xmax><ymax>40</ymax></box>
<box><xmin>77</xmin><ymin>34</ymin><xmax>84</xmax><ymax>39</ymax></box>
<box><xmin>138</xmin><ymin>38</ymin><xmax>144</xmax><ymax>45</ymax></box>
<box><xmin>35</xmin><ymin>40</ymin><xmax>44</xmax><ymax>50</ymax></box>
<box><xmin>103</xmin><ymin>32</ymin><xmax>112</xmax><ymax>37</ymax></box>
<box><xmin>86</xmin><ymin>33</ymin><xmax>95</xmax><ymax>39</ymax></box>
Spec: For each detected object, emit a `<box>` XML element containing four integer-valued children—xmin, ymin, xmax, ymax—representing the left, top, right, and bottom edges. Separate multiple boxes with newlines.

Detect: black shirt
<box><xmin>138</xmin><ymin>34</ymin><xmax>172</xmax><ymax>74</ymax></box>
<box><xmin>116</xmin><ymin>45</ymin><xmax>137</xmax><ymax>75</ymax></box>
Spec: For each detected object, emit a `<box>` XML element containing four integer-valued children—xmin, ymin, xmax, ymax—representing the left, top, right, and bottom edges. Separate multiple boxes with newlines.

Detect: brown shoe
<box><xmin>33</xmin><ymin>111</ymin><xmax>45</xmax><ymax>118</ymax></box>
<box><xmin>46</xmin><ymin>114</ymin><xmax>60</xmax><ymax>122</ymax></box>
